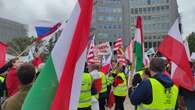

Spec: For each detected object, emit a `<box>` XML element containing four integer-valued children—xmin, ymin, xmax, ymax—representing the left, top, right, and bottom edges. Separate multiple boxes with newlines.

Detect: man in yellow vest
<box><xmin>78</xmin><ymin>64</ymin><xmax>92</xmax><ymax>110</ymax></box>
<box><xmin>98</xmin><ymin>65</ymin><xmax>107</xmax><ymax>110</ymax></box>
<box><xmin>130</xmin><ymin>58</ymin><xmax>178</xmax><ymax>110</ymax></box>
<box><xmin>113</xmin><ymin>64</ymin><xmax>127</xmax><ymax>110</ymax></box>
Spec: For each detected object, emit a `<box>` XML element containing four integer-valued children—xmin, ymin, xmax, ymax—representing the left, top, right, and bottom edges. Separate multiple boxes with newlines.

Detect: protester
<box><xmin>113</xmin><ymin>64</ymin><xmax>127</xmax><ymax>110</ymax></box>
<box><xmin>98</xmin><ymin>65</ymin><xmax>107</xmax><ymax>110</ymax></box>
<box><xmin>78</xmin><ymin>64</ymin><xmax>92</xmax><ymax>110</ymax></box>
<box><xmin>5</xmin><ymin>58</ymin><xmax>21</xmax><ymax>96</ymax></box>
<box><xmin>1</xmin><ymin>63</ymin><xmax>36</xmax><ymax>110</ymax></box>
<box><xmin>179</xmin><ymin>61</ymin><xmax>195</xmax><ymax>110</ymax></box>
<box><xmin>130</xmin><ymin>57</ymin><xmax>179</xmax><ymax>110</ymax></box>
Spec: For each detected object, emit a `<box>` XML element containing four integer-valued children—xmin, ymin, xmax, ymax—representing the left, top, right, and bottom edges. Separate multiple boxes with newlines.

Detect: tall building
<box><xmin>92</xmin><ymin>0</ymin><xmax>131</xmax><ymax>45</ymax></box>
<box><xmin>92</xmin><ymin>0</ymin><xmax>179</xmax><ymax>49</ymax></box>
<box><xmin>129</xmin><ymin>0</ymin><xmax>179</xmax><ymax>49</ymax></box>
<box><xmin>0</xmin><ymin>17</ymin><xmax>27</xmax><ymax>43</ymax></box>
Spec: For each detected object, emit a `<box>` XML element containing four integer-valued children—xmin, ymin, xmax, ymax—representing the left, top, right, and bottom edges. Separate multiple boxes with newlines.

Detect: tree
<box><xmin>187</xmin><ymin>32</ymin><xmax>195</xmax><ymax>54</ymax></box>
<box><xmin>7</xmin><ymin>37</ymin><xmax>32</xmax><ymax>56</ymax></box>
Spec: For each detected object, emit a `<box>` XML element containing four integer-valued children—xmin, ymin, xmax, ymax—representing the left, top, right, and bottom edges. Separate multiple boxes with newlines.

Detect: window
<box><xmin>145</xmin><ymin>42</ymin><xmax>148</xmax><ymax>49</ymax></box>
<box><xmin>139</xmin><ymin>8</ymin><xmax>142</xmax><ymax>14</ymax></box>
<box><xmin>147</xmin><ymin>0</ymin><xmax>151</xmax><ymax>5</ymax></box>
<box><xmin>166</xmin><ymin>0</ymin><xmax>169</xmax><ymax>3</ymax></box>
<box><xmin>135</xmin><ymin>8</ymin><xmax>138</xmax><ymax>14</ymax></box>
<box><xmin>149</xmin><ymin>42</ymin><xmax>152</xmax><ymax>48</ymax></box>
<box><xmin>153</xmin><ymin>42</ymin><xmax>157</xmax><ymax>47</ymax></box>
<box><xmin>143</xmin><ymin>8</ymin><xmax>147</xmax><ymax>13</ymax></box>
<box><xmin>131</xmin><ymin>9</ymin><xmax>134</xmax><ymax>14</ymax></box>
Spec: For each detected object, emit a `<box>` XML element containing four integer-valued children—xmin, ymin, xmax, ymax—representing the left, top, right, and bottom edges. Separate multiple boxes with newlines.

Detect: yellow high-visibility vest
<box><xmin>100</xmin><ymin>72</ymin><xmax>107</xmax><ymax>93</ymax></box>
<box><xmin>138</xmin><ymin>78</ymin><xmax>178</xmax><ymax>110</ymax></box>
<box><xmin>78</xmin><ymin>73</ymin><xmax>92</xmax><ymax>108</ymax></box>
<box><xmin>113</xmin><ymin>72</ymin><xmax>127</xmax><ymax>96</ymax></box>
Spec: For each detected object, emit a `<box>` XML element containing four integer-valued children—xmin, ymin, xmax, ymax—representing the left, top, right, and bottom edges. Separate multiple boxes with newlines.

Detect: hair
<box><xmin>16</xmin><ymin>63</ymin><xmax>36</xmax><ymax>85</ymax></box>
<box><xmin>149</xmin><ymin>57</ymin><xmax>165</xmax><ymax>72</ymax></box>
<box><xmin>10</xmin><ymin>58</ymin><xmax>18</xmax><ymax>64</ymax></box>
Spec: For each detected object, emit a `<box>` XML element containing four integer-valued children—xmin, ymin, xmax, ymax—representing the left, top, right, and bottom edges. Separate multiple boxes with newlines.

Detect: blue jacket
<box><xmin>129</xmin><ymin>72</ymin><xmax>173</xmax><ymax>105</ymax></box>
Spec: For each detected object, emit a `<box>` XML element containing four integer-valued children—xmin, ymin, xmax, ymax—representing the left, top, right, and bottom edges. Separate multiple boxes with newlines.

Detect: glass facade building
<box><xmin>92</xmin><ymin>0</ymin><xmax>179</xmax><ymax>48</ymax></box>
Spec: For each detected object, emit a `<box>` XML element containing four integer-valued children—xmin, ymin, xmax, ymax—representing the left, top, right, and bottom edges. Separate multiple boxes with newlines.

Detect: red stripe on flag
<box><xmin>159</xmin><ymin>35</ymin><xmax>194</xmax><ymax>91</ymax></box>
<box><xmin>51</xmin><ymin>0</ymin><xmax>93</xmax><ymax>110</ymax></box>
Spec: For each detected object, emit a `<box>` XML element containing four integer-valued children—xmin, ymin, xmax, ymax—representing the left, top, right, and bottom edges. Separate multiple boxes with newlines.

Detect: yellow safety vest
<box><xmin>113</xmin><ymin>72</ymin><xmax>127</xmax><ymax>96</ymax></box>
<box><xmin>78</xmin><ymin>73</ymin><xmax>92</xmax><ymax>108</ymax></box>
<box><xmin>100</xmin><ymin>72</ymin><xmax>107</xmax><ymax>93</ymax></box>
<box><xmin>138</xmin><ymin>78</ymin><xmax>178</xmax><ymax>110</ymax></box>
<box><xmin>0</xmin><ymin>76</ymin><xmax>5</xmax><ymax>82</ymax></box>
<box><xmin>137</xmin><ymin>70</ymin><xmax>144</xmax><ymax>80</ymax></box>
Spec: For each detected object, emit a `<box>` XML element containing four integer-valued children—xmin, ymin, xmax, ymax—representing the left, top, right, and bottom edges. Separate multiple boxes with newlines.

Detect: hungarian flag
<box><xmin>22</xmin><ymin>0</ymin><xmax>93</xmax><ymax>110</ymax></box>
<box><xmin>0</xmin><ymin>41</ymin><xmax>7</xmax><ymax>68</ymax></box>
<box><xmin>134</xmin><ymin>16</ymin><xmax>145</xmax><ymax>71</ymax></box>
<box><xmin>159</xmin><ymin>19</ymin><xmax>194</xmax><ymax>91</ymax></box>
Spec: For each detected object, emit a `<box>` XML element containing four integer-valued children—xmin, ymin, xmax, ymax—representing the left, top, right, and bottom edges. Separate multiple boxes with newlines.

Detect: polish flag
<box><xmin>101</xmin><ymin>53</ymin><xmax>112</xmax><ymax>74</ymax></box>
<box><xmin>159</xmin><ymin>19</ymin><xmax>194</xmax><ymax>91</ymax></box>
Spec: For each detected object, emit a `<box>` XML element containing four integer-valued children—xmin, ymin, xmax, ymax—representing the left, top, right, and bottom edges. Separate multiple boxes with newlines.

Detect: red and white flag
<box><xmin>101</xmin><ymin>53</ymin><xmax>112</xmax><ymax>74</ymax></box>
<box><xmin>87</xmin><ymin>35</ymin><xmax>96</xmax><ymax>65</ymax></box>
<box><xmin>125</xmin><ymin>39</ymin><xmax>134</xmax><ymax>63</ymax></box>
<box><xmin>117</xmin><ymin>48</ymin><xmax>126</xmax><ymax>66</ymax></box>
<box><xmin>51</xmin><ymin>1</ymin><xmax>93</xmax><ymax>109</ymax></box>
<box><xmin>159</xmin><ymin>19</ymin><xmax>194</xmax><ymax>91</ymax></box>
<box><xmin>114</xmin><ymin>36</ymin><xmax>123</xmax><ymax>51</ymax></box>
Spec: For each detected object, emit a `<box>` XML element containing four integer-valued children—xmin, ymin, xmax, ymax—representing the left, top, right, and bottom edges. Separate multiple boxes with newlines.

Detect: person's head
<box><xmin>111</xmin><ymin>59</ymin><xmax>117</xmax><ymax>69</ymax></box>
<box><xmin>143</xmin><ymin>68</ymin><xmax>151</xmax><ymax>79</ymax></box>
<box><xmin>88</xmin><ymin>64</ymin><xmax>99</xmax><ymax>72</ymax></box>
<box><xmin>16</xmin><ymin>63</ymin><xmax>36</xmax><ymax>85</ymax></box>
<box><xmin>149</xmin><ymin>57</ymin><xmax>165</xmax><ymax>76</ymax></box>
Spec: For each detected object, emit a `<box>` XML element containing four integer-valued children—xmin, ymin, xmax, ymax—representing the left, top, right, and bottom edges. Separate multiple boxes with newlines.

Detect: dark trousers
<box><xmin>98</xmin><ymin>92</ymin><xmax>107</xmax><ymax>110</ymax></box>
<box><xmin>114</xmin><ymin>96</ymin><xmax>125</xmax><ymax>110</ymax></box>
<box><xmin>77</xmin><ymin>106</ymin><xmax>91</xmax><ymax>110</ymax></box>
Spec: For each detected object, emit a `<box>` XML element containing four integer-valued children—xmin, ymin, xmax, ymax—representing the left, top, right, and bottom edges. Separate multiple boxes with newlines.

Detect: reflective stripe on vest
<box><xmin>100</xmin><ymin>72</ymin><xmax>107</xmax><ymax>93</ymax></box>
<box><xmin>78</xmin><ymin>73</ymin><xmax>92</xmax><ymax>108</ymax></box>
<box><xmin>138</xmin><ymin>78</ymin><xmax>178</xmax><ymax>110</ymax></box>
<box><xmin>113</xmin><ymin>72</ymin><xmax>127</xmax><ymax>96</ymax></box>
<box><xmin>107</xmin><ymin>76</ymin><xmax>114</xmax><ymax>85</ymax></box>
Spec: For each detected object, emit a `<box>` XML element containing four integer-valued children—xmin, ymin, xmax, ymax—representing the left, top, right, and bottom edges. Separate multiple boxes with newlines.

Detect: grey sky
<box><xmin>0</xmin><ymin>0</ymin><xmax>194</xmax><ymax>37</ymax></box>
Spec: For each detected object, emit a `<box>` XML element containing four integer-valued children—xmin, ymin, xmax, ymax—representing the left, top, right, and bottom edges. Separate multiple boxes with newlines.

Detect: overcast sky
<box><xmin>0</xmin><ymin>0</ymin><xmax>194</xmax><ymax>37</ymax></box>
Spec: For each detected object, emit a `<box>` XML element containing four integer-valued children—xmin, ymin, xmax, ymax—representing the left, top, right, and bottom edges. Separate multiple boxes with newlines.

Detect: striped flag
<box><xmin>113</xmin><ymin>36</ymin><xmax>123</xmax><ymax>51</ymax></box>
<box><xmin>125</xmin><ymin>38</ymin><xmax>134</xmax><ymax>63</ymax></box>
<box><xmin>87</xmin><ymin>35</ymin><xmax>96</xmax><ymax>65</ymax></box>
<box><xmin>117</xmin><ymin>48</ymin><xmax>127</xmax><ymax>66</ymax></box>
<box><xmin>22</xmin><ymin>0</ymin><xmax>93</xmax><ymax>110</ymax></box>
<box><xmin>134</xmin><ymin>16</ymin><xmax>145</xmax><ymax>71</ymax></box>
<box><xmin>159</xmin><ymin>19</ymin><xmax>194</xmax><ymax>91</ymax></box>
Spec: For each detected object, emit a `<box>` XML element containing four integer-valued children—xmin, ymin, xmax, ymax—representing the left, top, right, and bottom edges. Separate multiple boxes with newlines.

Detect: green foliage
<box><xmin>187</xmin><ymin>32</ymin><xmax>195</xmax><ymax>54</ymax></box>
<box><xmin>7</xmin><ymin>37</ymin><xmax>32</xmax><ymax>56</ymax></box>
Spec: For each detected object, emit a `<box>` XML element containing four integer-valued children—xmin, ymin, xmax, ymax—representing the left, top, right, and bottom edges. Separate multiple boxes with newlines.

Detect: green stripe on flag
<box><xmin>22</xmin><ymin>55</ymin><xmax>58</xmax><ymax>110</ymax></box>
<box><xmin>134</xmin><ymin>41</ymin><xmax>143</xmax><ymax>71</ymax></box>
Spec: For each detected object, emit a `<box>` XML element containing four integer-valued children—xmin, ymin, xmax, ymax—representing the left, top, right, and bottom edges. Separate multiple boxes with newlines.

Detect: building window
<box><xmin>147</xmin><ymin>0</ymin><xmax>151</xmax><ymax>5</ymax></box>
<box><xmin>153</xmin><ymin>42</ymin><xmax>157</xmax><ymax>47</ymax></box>
<box><xmin>145</xmin><ymin>42</ymin><xmax>148</xmax><ymax>49</ymax></box>
<box><xmin>139</xmin><ymin>8</ymin><xmax>142</xmax><ymax>14</ymax></box>
<box><xmin>131</xmin><ymin>9</ymin><xmax>134</xmax><ymax>14</ymax></box>
<box><xmin>166</xmin><ymin>0</ymin><xmax>169</xmax><ymax>3</ymax></box>
<box><xmin>135</xmin><ymin>8</ymin><xmax>138</xmax><ymax>14</ymax></box>
<box><xmin>149</xmin><ymin>42</ymin><xmax>152</xmax><ymax>48</ymax></box>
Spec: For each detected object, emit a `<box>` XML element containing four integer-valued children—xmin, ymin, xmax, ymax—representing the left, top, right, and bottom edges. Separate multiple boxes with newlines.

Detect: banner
<box><xmin>96</xmin><ymin>42</ymin><xmax>111</xmax><ymax>56</ymax></box>
<box><xmin>0</xmin><ymin>42</ymin><xmax>7</xmax><ymax>68</ymax></box>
